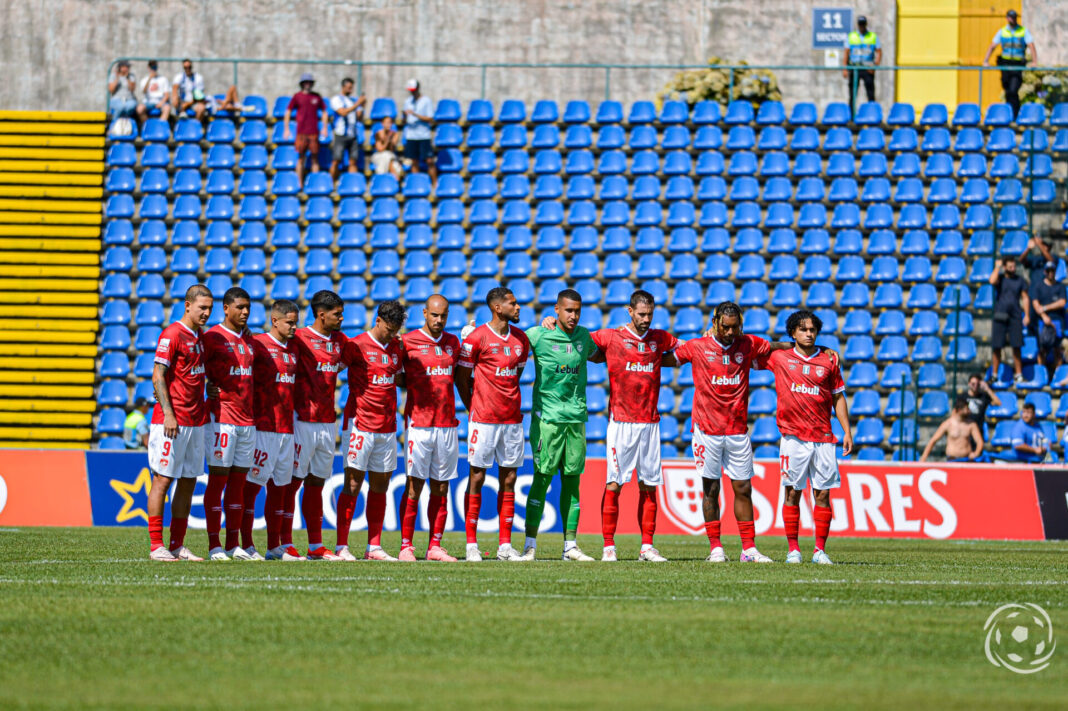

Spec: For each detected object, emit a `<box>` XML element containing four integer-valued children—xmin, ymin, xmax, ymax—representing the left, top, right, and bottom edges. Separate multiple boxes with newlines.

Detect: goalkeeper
<box><xmin>519</xmin><ymin>288</ymin><xmax>603</xmax><ymax>561</ymax></box>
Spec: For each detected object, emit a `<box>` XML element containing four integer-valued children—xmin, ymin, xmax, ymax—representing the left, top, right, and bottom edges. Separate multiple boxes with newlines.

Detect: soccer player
<box><xmin>520</xmin><ymin>289</ymin><xmax>600</xmax><ymax>562</ymax></box>
<box><xmin>291</xmin><ymin>290</ymin><xmax>348</xmax><ymax>561</ymax></box>
<box><xmin>243</xmin><ymin>299</ymin><xmax>304</xmax><ymax>561</ymax></box>
<box><xmin>674</xmin><ymin>301</ymin><xmax>779</xmax><ymax>563</ymax></box>
<box><xmin>592</xmin><ymin>290</ymin><xmax>678</xmax><ymax>562</ymax></box>
<box><xmin>455</xmin><ymin>286</ymin><xmax>530</xmax><ymax>562</ymax></box>
<box><xmin>145</xmin><ymin>284</ymin><xmax>212</xmax><ymax>561</ymax></box>
<box><xmin>398</xmin><ymin>295</ymin><xmax>461</xmax><ymax>562</ymax></box>
<box><xmin>336</xmin><ymin>300</ymin><xmax>407</xmax><ymax>561</ymax></box>
<box><xmin>202</xmin><ymin>287</ymin><xmax>257</xmax><ymax>561</ymax></box>
<box><xmin>759</xmin><ymin>310</ymin><xmax>852</xmax><ymax>565</ymax></box>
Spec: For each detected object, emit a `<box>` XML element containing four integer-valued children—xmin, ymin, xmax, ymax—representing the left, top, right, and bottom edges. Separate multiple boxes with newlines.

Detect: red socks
<box><xmin>168</xmin><ymin>516</ymin><xmax>188</xmax><ymax>551</ymax></box>
<box><xmin>738</xmin><ymin>520</ymin><xmax>756</xmax><ymax>550</ymax></box>
<box><xmin>281</xmin><ymin>480</ymin><xmax>301</xmax><ymax>547</ymax></box>
<box><xmin>223</xmin><ymin>470</ymin><xmax>245</xmax><ymax>550</ymax></box>
<box><xmin>814</xmin><ymin>505</ymin><xmax>832</xmax><ymax>552</ymax></box>
<box><xmin>465</xmin><ymin>492</ymin><xmax>481</xmax><ymax>544</ymax></box>
<box><xmin>265</xmin><ymin>481</ymin><xmax>283</xmax><ymax>550</ymax></box>
<box><xmin>601</xmin><ymin>488</ymin><xmax>619</xmax><ymax>547</ymax></box>
<box><xmin>335</xmin><ymin>492</ymin><xmax>357</xmax><ymax>548</ymax></box>
<box><xmin>204</xmin><ymin>475</ymin><xmax>226</xmax><ymax>549</ymax></box>
<box><xmin>638</xmin><ymin>489</ymin><xmax>657</xmax><ymax>546</ymax></box>
<box><xmin>149</xmin><ymin>515</ymin><xmax>164</xmax><ymax>551</ymax></box>
<box><xmin>428</xmin><ymin>493</ymin><xmax>447</xmax><ymax>549</ymax></box>
<box><xmin>302</xmin><ymin>483</ymin><xmax>324</xmax><ymax>549</ymax></box>
<box><xmin>401</xmin><ymin>495</ymin><xmax>418</xmax><ymax>549</ymax></box>
<box><xmin>783</xmin><ymin>504</ymin><xmax>801</xmax><ymax>553</ymax></box>
<box><xmin>704</xmin><ymin>520</ymin><xmax>721</xmax><ymax>550</ymax></box>
<box><xmin>366</xmin><ymin>491</ymin><xmax>386</xmax><ymax>547</ymax></box>
<box><xmin>498</xmin><ymin>491</ymin><xmax>515</xmax><ymax>545</ymax></box>
<box><xmin>241</xmin><ymin>483</ymin><xmax>261</xmax><ymax>550</ymax></box>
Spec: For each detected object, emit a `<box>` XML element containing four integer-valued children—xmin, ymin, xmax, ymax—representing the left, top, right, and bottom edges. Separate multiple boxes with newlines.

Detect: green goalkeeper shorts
<box><xmin>530</xmin><ymin>417</ymin><xmax>586</xmax><ymax>478</ymax></box>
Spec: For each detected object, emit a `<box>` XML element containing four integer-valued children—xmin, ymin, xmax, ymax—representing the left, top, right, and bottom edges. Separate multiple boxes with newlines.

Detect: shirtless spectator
<box><xmin>172</xmin><ymin>59</ymin><xmax>240</xmax><ymax>120</ymax></box>
<box><xmin>141</xmin><ymin>60</ymin><xmax>172</xmax><ymax>121</ymax></box>
<box><xmin>372</xmin><ymin>116</ymin><xmax>404</xmax><ymax>179</ymax></box>
<box><xmin>920</xmin><ymin>398</ymin><xmax>984</xmax><ymax>463</ymax></box>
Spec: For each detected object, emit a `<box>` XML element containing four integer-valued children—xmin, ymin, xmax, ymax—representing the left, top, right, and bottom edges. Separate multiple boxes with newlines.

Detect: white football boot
<box><xmin>740</xmin><ymin>547</ymin><xmax>773</xmax><ymax>563</ymax></box>
<box><xmin>602</xmin><ymin>546</ymin><xmax>618</xmax><ymax>562</ymax></box>
<box><xmin>812</xmin><ymin>549</ymin><xmax>834</xmax><ymax>565</ymax></box>
<box><xmin>785</xmin><ymin>550</ymin><xmax>803</xmax><ymax>564</ymax></box>
<box><xmin>227</xmin><ymin>546</ymin><xmax>254</xmax><ymax>561</ymax></box>
<box><xmin>705</xmin><ymin>546</ymin><xmax>727</xmax><ymax>563</ymax></box>
<box><xmin>517</xmin><ymin>544</ymin><xmax>537</xmax><ymax>561</ymax></box>
<box><xmin>562</xmin><ymin>546</ymin><xmax>595</xmax><ymax>561</ymax></box>
<box><xmin>465</xmin><ymin>543</ymin><xmax>483</xmax><ymax>562</ymax></box>
<box><xmin>334</xmin><ymin>546</ymin><xmax>359</xmax><ymax>562</ymax></box>
<box><xmin>208</xmin><ymin>546</ymin><xmax>230</xmax><ymax>561</ymax></box>
<box><xmin>242</xmin><ymin>547</ymin><xmax>266</xmax><ymax>561</ymax></box>
<box><xmin>638</xmin><ymin>547</ymin><xmax>668</xmax><ymax>562</ymax></box>
<box><xmin>150</xmin><ymin>547</ymin><xmax>178</xmax><ymax>562</ymax></box>
<box><xmin>170</xmin><ymin>546</ymin><xmax>204</xmax><ymax>561</ymax></box>
<box><xmin>497</xmin><ymin>543</ymin><xmax>523</xmax><ymax>561</ymax></box>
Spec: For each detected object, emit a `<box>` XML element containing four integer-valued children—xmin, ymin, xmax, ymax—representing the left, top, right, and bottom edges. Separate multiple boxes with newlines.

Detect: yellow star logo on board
<box><xmin>110</xmin><ymin>467</ymin><xmax>161</xmax><ymax>524</ymax></box>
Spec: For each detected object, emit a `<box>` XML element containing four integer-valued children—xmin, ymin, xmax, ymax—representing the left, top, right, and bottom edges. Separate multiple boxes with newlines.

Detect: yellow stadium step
<box><xmin>0</xmin><ymin>198</ymin><xmax>102</xmax><ymax>213</ymax></box>
<box><xmin>0</xmin><ymin>426</ymin><xmax>93</xmax><ymax>441</ymax></box>
<box><xmin>0</xmin><ymin>411</ymin><xmax>93</xmax><ymax>426</ymax></box>
<box><xmin>0</xmin><ymin>185</ymin><xmax>103</xmax><ymax>199</ymax></box>
<box><xmin>0</xmin><ymin>305</ymin><xmax>98</xmax><ymax>319</ymax></box>
<box><xmin>0</xmin><ymin>370</ymin><xmax>96</xmax><ymax>386</ymax></box>
<box><xmin>0</xmin><ymin>356</ymin><xmax>94</xmax><ymax>370</ymax></box>
<box><xmin>0</xmin><ymin>330</ymin><xmax>98</xmax><ymax>344</ymax></box>
<box><xmin>0</xmin><ymin>383</ymin><xmax>94</xmax><ymax>398</ymax></box>
<box><xmin>0</xmin><ymin>211</ymin><xmax>101</xmax><ymax>225</ymax></box>
<box><xmin>0</xmin><ymin>172</ymin><xmax>103</xmax><ymax>186</ymax></box>
<box><xmin>0</xmin><ymin>319</ymin><xmax>98</xmax><ymax>332</ymax></box>
<box><xmin>0</xmin><ymin>440</ymin><xmax>90</xmax><ymax>450</ymax></box>
<box><xmin>0</xmin><ymin>135</ymin><xmax>105</xmax><ymax>149</ymax></box>
<box><xmin>0</xmin><ymin>160</ymin><xmax>105</xmax><ymax>174</ymax></box>
<box><xmin>0</xmin><ymin>251</ymin><xmax>99</xmax><ymax>265</ymax></box>
<box><xmin>0</xmin><ymin>148</ymin><xmax>104</xmax><ymax>161</ymax></box>
<box><xmin>0</xmin><ymin>278</ymin><xmax>99</xmax><ymax>291</ymax></box>
<box><xmin>0</xmin><ymin>264</ymin><xmax>100</xmax><ymax>278</ymax></box>
<box><xmin>0</xmin><ymin>110</ymin><xmax>105</xmax><ymax>122</ymax></box>
<box><xmin>0</xmin><ymin>225</ymin><xmax>101</xmax><ymax>238</ymax></box>
<box><xmin>0</xmin><ymin>121</ymin><xmax>104</xmax><ymax>135</ymax></box>
<box><xmin>0</xmin><ymin>238</ymin><xmax>101</xmax><ymax>252</ymax></box>
<box><xmin>0</xmin><ymin>292</ymin><xmax>99</xmax><ymax>306</ymax></box>
<box><xmin>0</xmin><ymin>398</ymin><xmax>97</xmax><ymax>412</ymax></box>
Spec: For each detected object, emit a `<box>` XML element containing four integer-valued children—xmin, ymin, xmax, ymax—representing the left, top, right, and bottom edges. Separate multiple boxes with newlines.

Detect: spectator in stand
<box><xmin>108</xmin><ymin>60</ymin><xmax>145</xmax><ymax>122</ymax></box>
<box><xmin>989</xmin><ymin>256</ymin><xmax>1030</xmax><ymax>386</ymax></box>
<box><xmin>284</xmin><ymin>73</ymin><xmax>329</xmax><ymax>187</ymax></box>
<box><xmin>982</xmin><ymin>9</ymin><xmax>1038</xmax><ymax>118</ymax></box>
<box><xmin>329</xmin><ymin>77</ymin><xmax>366</xmax><ymax>181</ymax></box>
<box><xmin>402</xmin><ymin>78</ymin><xmax>436</xmax><ymax>183</ymax></box>
<box><xmin>171</xmin><ymin>59</ymin><xmax>240</xmax><ymax>121</ymax></box>
<box><xmin>124</xmin><ymin>396</ymin><xmax>152</xmax><ymax>450</ymax></box>
<box><xmin>920</xmin><ymin>397</ymin><xmax>984</xmax><ymax>463</ymax></box>
<box><xmin>372</xmin><ymin>115</ymin><xmax>404</xmax><ymax>180</ymax></box>
<box><xmin>1009</xmin><ymin>403</ymin><xmax>1049</xmax><ymax>463</ymax></box>
<box><xmin>140</xmin><ymin>60</ymin><xmax>172</xmax><ymax>121</ymax></box>
<box><xmin>961</xmin><ymin>372</ymin><xmax>1001</xmax><ymax>435</ymax></box>
<box><xmin>1031</xmin><ymin>261</ymin><xmax>1066</xmax><ymax>379</ymax></box>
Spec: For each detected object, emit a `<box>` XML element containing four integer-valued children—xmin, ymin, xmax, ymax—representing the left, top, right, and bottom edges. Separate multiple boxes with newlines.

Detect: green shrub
<box><xmin>658</xmin><ymin>57</ymin><xmax>782</xmax><ymax>108</ymax></box>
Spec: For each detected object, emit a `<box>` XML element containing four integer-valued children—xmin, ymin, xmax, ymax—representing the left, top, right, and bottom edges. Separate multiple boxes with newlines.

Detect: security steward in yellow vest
<box><xmin>983</xmin><ymin>9</ymin><xmax>1038</xmax><ymax>118</ymax></box>
<box><xmin>843</xmin><ymin>15</ymin><xmax>881</xmax><ymax>116</ymax></box>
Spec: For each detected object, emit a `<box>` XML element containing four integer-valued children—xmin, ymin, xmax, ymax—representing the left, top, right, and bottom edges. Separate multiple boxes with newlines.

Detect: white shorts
<box><xmin>294</xmin><ymin>419</ymin><xmax>337</xmax><ymax>479</ymax></box>
<box><xmin>406</xmin><ymin>426</ymin><xmax>459</xmax><ymax>481</ymax></box>
<box><xmin>345</xmin><ymin>424</ymin><xmax>398</xmax><ymax>473</ymax></box>
<box><xmin>779</xmin><ymin>435</ymin><xmax>840</xmax><ymax>491</ymax></box>
<box><xmin>606</xmin><ymin>419</ymin><xmax>662</xmax><ymax>486</ymax></box>
<box><xmin>148</xmin><ymin>424</ymin><xmax>205</xmax><ymax>480</ymax></box>
<box><xmin>691</xmin><ymin>428</ymin><xmax>753</xmax><ymax>481</ymax></box>
<box><xmin>247</xmin><ymin>430</ymin><xmax>297</xmax><ymax>487</ymax></box>
<box><xmin>204</xmin><ymin>420</ymin><xmax>255</xmax><ymax>469</ymax></box>
<box><xmin>467</xmin><ymin>422</ymin><xmax>524</xmax><ymax>470</ymax></box>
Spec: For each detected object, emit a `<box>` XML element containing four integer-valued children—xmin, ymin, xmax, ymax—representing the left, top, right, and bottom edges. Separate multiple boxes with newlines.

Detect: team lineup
<box><xmin>145</xmin><ymin>283</ymin><xmax>853</xmax><ymax>564</ymax></box>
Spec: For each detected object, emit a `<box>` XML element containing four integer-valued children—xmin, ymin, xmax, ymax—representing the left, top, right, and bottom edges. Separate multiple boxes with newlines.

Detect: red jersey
<box><xmin>292</xmin><ymin>327</ymin><xmax>349</xmax><ymax>423</ymax></box>
<box><xmin>760</xmin><ymin>348</ymin><xmax>845</xmax><ymax>444</ymax></box>
<box><xmin>151</xmin><ymin>321</ymin><xmax>207</xmax><ymax>427</ymax></box>
<box><xmin>251</xmin><ymin>333</ymin><xmax>298</xmax><ymax>434</ymax></box>
<box><xmin>458</xmin><ymin>324</ymin><xmax>530</xmax><ymax>425</ymax></box>
<box><xmin>202</xmin><ymin>324</ymin><xmax>255</xmax><ymax>426</ymax></box>
<box><xmin>674</xmin><ymin>334</ymin><xmax>771</xmax><ymax>436</ymax></box>
<box><xmin>402</xmin><ymin>329</ymin><xmax>460</xmax><ymax>428</ymax></box>
<box><xmin>344</xmin><ymin>332</ymin><xmax>404</xmax><ymax>434</ymax></box>
<box><xmin>592</xmin><ymin>326</ymin><xmax>678</xmax><ymax>424</ymax></box>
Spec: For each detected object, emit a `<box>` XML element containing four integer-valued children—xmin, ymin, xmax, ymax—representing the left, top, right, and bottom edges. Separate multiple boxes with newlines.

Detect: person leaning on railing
<box><xmin>842</xmin><ymin>15</ymin><xmax>881</xmax><ymax>116</ymax></box>
<box><xmin>982</xmin><ymin>9</ymin><xmax>1038</xmax><ymax>119</ymax></box>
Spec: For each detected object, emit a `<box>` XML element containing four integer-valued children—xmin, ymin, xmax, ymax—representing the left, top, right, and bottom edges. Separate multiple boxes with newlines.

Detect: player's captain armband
<box><xmin>153</xmin><ymin>356</ymin><xmax>171</xmax><ymax>367</ymax></box>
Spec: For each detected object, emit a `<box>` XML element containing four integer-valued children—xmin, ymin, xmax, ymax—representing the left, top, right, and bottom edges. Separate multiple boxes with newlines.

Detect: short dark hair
<box><xmin>377</xmin><ymin>300</ymin><xmax>406</xmax><ymax>327</ymax></box>
<box><xmin>1022</xmin><ymin>403</ymin><xmax>1036</xmax><ymax>413</ymax></box>
<box><xmin>310</xmin><ymin>290</ymin><xmax>344</xmax><ymax>316</ymax></box>
<box><xmin>148</xmin><ymin>60</ymin><xmax>158</xmax><ymax>70</ymax></box>
<box><xmin>341</xmin><ymin>77</ymin><xmax>354</xmax><ymax>86</ymax></box>
<box><xmin>486</xmin><ymin>286</ymin><xmax>513</xmax><ymax>307</ymax></box>
<box><xmin>953</xmin><ymin>396</ymin><xmax>970</xmax><ymax>411</ymax></box>
<box><xmin>272</xmin><ymin>299</ymin><xmax>298</xmax><ymax>317</ymax></box>
<box><xmin>117</xmin><ymin>60</ymin><xmax>130</xmax><ymax>69</ymax></box>
<box><xmin>182</xmin><ymin>58</ymin><xmax>192</xmax><ymax>66</ymax></box>
<box><xmin>223</xmin><ymin>287</ymin><xmax>250</xmax><ymax>306</ymax></box>
<box><xmin>713</xmin><ymin>301</ymin><xmax>742</xmax><ymax>322</ymax></box>
<box><xmin>185</xmin><ymin>284</ymin><xmax>212</xmax><ymax>302</ymax></box>
<box><xmin>786</xmin><ymin>309</ymin><xmax>823</xmax><ymax>337</ymax></box>
<box><xmin>557</xmin><ymin>288</ymin><xmax>582</xmax><ymax>305</ymax></box>
<box><xmin>969</xmin><ymin>372</ymin><xmax>984</xmax><ymax>381</ymax></box>
<box><xmin>629</xmin><ymin>289</ymin><xmax>655</xmax><ymax>308</ymax></box>
<box><xmin>1002</xmin><ymin>256</ymin><xmax>1017</xmax><ymax>265</ymax></box>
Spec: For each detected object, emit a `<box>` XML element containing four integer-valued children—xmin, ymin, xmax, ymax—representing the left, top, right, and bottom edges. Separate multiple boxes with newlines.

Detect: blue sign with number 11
<box><xmin>812</xmin><ymin>8</ymin><xmax>853</xmax><ymax>49</ymax></box>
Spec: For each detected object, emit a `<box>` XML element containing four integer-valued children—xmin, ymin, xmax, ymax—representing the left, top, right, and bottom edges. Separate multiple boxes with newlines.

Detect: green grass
<box><xmin>0</xmin><ymin>528</ymin><xmax>1065</xmax><ymax>710</ymax></box>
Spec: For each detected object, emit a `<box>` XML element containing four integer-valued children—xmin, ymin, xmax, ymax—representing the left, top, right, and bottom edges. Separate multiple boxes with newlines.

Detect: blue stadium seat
<box><xmin>823</xmin><ymin>127</ymin><xmax>852</xmax><ymax>151</ymax></box>
<box><xmin>628</xmin><ymin>101</ymin><xmax>656</xmax><ymax>124</ymax></box>
<box><xmin>856</xmin><ymin>127</ymin><xmax>884</xmax><ymax>151</ymax></box>
<box><xmin>921</xmin><ymin>127</ymin><xmax>951</xmax><ymax>152</ymax></box>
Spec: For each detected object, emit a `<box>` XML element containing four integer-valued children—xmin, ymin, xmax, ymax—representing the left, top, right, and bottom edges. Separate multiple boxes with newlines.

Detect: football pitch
<box><xmin>0</xmin><ymin>528</ymin><xmax>1065</xmax><ymax>710</ymax></box>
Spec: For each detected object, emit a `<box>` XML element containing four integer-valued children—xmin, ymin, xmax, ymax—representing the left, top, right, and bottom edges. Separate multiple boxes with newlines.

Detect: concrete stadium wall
<box><xmin>1</xmin><ymin>0</ymin><xmax>1063</xmax><ymax>113</ymax></box>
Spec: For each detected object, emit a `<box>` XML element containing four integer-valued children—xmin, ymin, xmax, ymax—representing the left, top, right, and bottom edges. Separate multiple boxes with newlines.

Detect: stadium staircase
<box><xmin>0</xmin><ymin>111</ymin><xmax>104</xmax><ymax>449</ymax></box>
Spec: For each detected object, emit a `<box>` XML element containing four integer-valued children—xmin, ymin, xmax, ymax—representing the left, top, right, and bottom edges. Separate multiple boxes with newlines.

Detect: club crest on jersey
<box><xmin>735</xmin><ymin>353</ymin><xmax>744</xmax><ymax>364</ymax></box>
<box><xmin>445</xmin><ymin>346</ymin><xmax>453</xmax><ymax>356</ymax></box>
<box><xmin>577</xmin><ymin>343</ymin><xmax>583</xmax><ymax>353</ymax></box>
<box><xmin>816</xmin><ymin>367</ymin><xmax>825</xmax><ymax>377</ymax></box>
<box><xmin>391</xmin><ymin>353</ymin><xmax>399</xmax><ymax>365</ymax></box>
<box><xmin>650</xmin><ymin>342</ymin><xmax>657</xmax><ymax>352</ymax></box>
